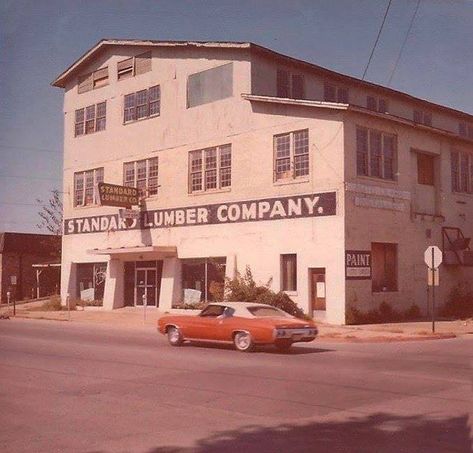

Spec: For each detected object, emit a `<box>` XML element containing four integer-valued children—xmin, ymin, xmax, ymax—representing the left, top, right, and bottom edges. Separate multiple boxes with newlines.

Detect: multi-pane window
<box><xmin>459</xmin><ymin>122</ymin><xmax>473</xmax><ymax>139</ymax></box>
<box><xmin>367</xmin><ymin>96</ymin><xmax>387</xmax><ymax>113</ymax></box>
<box><xmin>356</xmin><ymin>126</ymin><xmax>397</xmax><ymax>180</ymax></box>
<box><xmin>189</xmin><ymin>145</ymin><xmax>232</xmax><ymax>193</ymax></box>
<box><xmin>78</xmin><ymin>67</ymin><xmax>109</xmax><ymax>93</ymax></box>
<box><xmin>117</xmin><ymin>51</ymin><xmax>152</xmax><ymax>80</ymax></box>
<box><xmin>281</xmin><ymin>254</ymin><xmax>297</xmax><ymax>292</ymax></box>
<box><xmin>372</xmin><ymin>243</ymin><xmax>398</xmax><ymax>292</ymax></box>
<box><xmin>451</xmin><ymin>150</ymin><xmax>473</xmax><ymax>194</ymax></box>
<box><xmin>73</xmin><ymin>168</ymin><xmax>104</xmax><ymax>206</ymax></box>
<box><xmin>417</xmin><ymin>153</ymin><xmax>435</xmax><ymax>186</ymax></box>
<box><xmin>123</xmin><ymin>85</ymin><xmax>160</xmax><ymax>123</ymax></box>
<box><xmin>274</xmin><ymin>129</ymin><xmax>309</xmax><ymax>181</ymax></box>
<box><xmin>413</xmin><ymin>110</ymin><xmax>432</xmax><ymax>126</ymax></box>
<box><xmin>276</xmin><ymin>69</ymin><xmax>305</xmax><ymax>99</ymax></box>
<box><xmin>74</xmin><ymin>102</ymin><xmax>106</xmax><ymax>137</ymax></box>
<box><xmin>123</xmin><ymin>157</ymin><xmax>159</xmax><ymax>197</ymax></box>
<box><xmin>324</xmin><ymin>84</ymin><xmax>349</xmax><ymax>103</ymax></box>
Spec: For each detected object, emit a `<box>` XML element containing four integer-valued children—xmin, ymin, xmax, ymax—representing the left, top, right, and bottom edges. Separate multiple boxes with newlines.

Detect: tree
<box><xmin>36</xmin><ymin>189</ymin><xmax>63</xmax><ymax>235</ymax></box>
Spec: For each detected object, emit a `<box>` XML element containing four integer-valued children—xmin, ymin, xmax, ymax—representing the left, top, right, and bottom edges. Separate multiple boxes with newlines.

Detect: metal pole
<box><xmin>426</xmin><ymin>285</ymin><xmax>430</xmax><ymax>317</ymax></box>
<box><xmin>6</xmin><ymin>291</ymin><xmax>10</xmax><ymax>309</ymax></box>
<box><xmin>67</xmin><ymin>293</ymin><xmax>71</xmax><ymax>321</ymax></box>
<box><xmin>431</xmin><ymin>248</ymin><xmax>435</xmax><ymax>333</ymax></box>
<box><xmin>143</xmin><ymin>293</ymin><xmax>147</xmax><ymax>323</ymax></box>
<box><xmin>13</xmin><ymin>294</ymin><xmax>16</xmax><ymax>317</ymax></box>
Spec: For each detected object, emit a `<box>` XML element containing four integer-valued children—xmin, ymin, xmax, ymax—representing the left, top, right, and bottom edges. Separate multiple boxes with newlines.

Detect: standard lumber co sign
<box><xmin>345</xmin><ymin>250</ymin><xmax>371</xmax><ymax>280</ymax></box>
<box><xmin>98</xmin><ymin>183</ymin><xmax>139</xmax><ymax>208</ymax></box>
<box><xmin>64</xmin><ymin>192</ymin><xmax>336</xmax><ymax>235</ymax></box>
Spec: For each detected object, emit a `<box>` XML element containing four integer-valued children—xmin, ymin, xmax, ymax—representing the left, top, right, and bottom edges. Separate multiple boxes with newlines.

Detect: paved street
<box><xmin>0</xmin><ymin>319</ymin><xmax>471</xmax><ymax>453</ymax></box>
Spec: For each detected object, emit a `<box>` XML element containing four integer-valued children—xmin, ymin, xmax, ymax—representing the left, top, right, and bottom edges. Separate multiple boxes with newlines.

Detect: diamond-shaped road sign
<box><xmin>424</xmin><ymin>245</ymin><xmax>443</xmax><ymax>269</ymax></box>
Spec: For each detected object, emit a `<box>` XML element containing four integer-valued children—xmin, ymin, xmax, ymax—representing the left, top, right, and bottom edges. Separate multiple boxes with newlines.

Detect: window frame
<box><xmin>324</xmin><ymin>83</ymin><xmax>349</xmax><ymax>103</ymax></box>
<box><xmin>77</xmin><ymin>67</ymin><xmax>109</xmax><ymax>94</ymax></box>
<box><xmin>366</xmin><ymin>95</ymin><xmax>388</xmax><ymax>113</ymax></box>
<box><xmin>73</xmin><ymin>168</ymin><xmax>104</xmax><ymax>207</ymax></box>
<box><xmin>413</xmin><ymin>109</ymin><xmax>432</xmax><ymax>126</ymax></box>
<box><xmin>276</xmin><ymin>69</ymin><xmax>305</xmax><ymax>99</ymax></box>
<box><xmin>123</xmin><ymin>85</ymin><xmax>160</xmax><ymax>124</ymax></box>
<box><xmin>123</xmin><ymin>157</ymin><xmax>159</xmax><ymax>198</ymax></box>
<box><xmin>451</xmin><ymin>150</ymin><xmax>473</xmax><ymax>194</ymax></box>
<box><xmin>281</xmin><ymin>254</ymin><xmax>297</xmax><ymax>292</ymax></box>
<box><xmin>188</xmin><ymin>144</ymin><xmax>232</xmax><ymax>194</ymax></box>
<box><xmin>273</xmin><ymin>129</ymin><xmax>310</xmax><ymax>182</ymax></box>
<box><xmin>74</xmin><ymin>102</ymin><xmax>107</xmax><ymax>137</ymax></box>
<box><xmin>117</xmin><ymin>51</ymin><xmax>152</xmax><ymax>81</ymax></box>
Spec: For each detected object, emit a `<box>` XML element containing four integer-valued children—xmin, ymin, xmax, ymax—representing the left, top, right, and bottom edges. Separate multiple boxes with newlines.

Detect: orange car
<box><xmin>157</xmin><ymin>302</ymin><xmax>318</xmax><ymax>352</ymax></box>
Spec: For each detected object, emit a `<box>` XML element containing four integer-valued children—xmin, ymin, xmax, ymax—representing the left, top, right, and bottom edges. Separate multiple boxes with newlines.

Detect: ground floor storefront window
<box><xmin>181</xmin><ymin>257</ymin><xmax>226</xmax><ymax>302</ymax></box>
<box><xmin>76</xmin><ymin>262</ymin><xmax>107</xmax><ymax>302</ymax></box>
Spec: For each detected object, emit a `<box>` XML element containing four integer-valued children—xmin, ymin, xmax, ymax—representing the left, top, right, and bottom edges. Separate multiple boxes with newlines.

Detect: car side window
<box><xmin>199</xmin><ymin>305</ymin><xmax>225</xmax><ymax>317</ymax></box>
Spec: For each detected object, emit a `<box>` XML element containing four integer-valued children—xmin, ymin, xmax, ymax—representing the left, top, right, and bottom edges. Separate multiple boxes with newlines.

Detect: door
<box><xmin>135</xmin><ymin>268</ymin><xmax>157</xmax><ymax>307</ymax></box>
<box><xmin>309</xmin><ymin>268</ymin><xmax>326</xmax><ymax>313</ymax></box>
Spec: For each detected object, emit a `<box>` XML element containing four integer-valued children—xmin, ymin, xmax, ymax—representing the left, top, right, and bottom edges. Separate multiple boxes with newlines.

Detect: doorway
<box><xmin>135</xmin><ymin>267</ymin><xmax>158</xmax><ymax>306</ymax></box>
<box><xmin>309</xmin><ymin>268</ymin><xmax>326</xmax><ymax>313</ymax></box>
<box><xmin>123</xmin><ymin>261</ymin><xmax>163</xmax><ymax>307</ymax></box>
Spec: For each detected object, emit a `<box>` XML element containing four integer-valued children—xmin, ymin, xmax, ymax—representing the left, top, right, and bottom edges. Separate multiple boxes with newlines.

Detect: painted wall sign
<box><xmin>64</xmin><ymin>192</ymin><xmax>336</xmax><ymax>235</ymax></box>
<box><xmin>98</xmin><ymin>183</ymin><xmax>139</xmax><ymax>208</ymax></box>
<box><xmin>345</xmin><ymin>250</ymin><xmax>371</xmax><ymax>280</ymax></box>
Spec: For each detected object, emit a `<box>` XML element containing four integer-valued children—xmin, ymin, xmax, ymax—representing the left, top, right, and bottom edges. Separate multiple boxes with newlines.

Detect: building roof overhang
<box><xmin>87</xmin><ymin>245</ymin><xmax>177</xmax><ymax>257</ymax></box>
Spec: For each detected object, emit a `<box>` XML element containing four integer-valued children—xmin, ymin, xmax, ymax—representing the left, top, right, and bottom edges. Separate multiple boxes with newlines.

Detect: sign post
<box><xmin>424</xmin><ymin>246</ymin><xmax>442</xmax><ymax>333</ymax></box>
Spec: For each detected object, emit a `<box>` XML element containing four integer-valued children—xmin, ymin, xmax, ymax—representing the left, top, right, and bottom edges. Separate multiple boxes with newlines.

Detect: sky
<box><xmin>1</xmin><ymin>0</ymin><xmax>472</xmax><ymax>234</ymax></box>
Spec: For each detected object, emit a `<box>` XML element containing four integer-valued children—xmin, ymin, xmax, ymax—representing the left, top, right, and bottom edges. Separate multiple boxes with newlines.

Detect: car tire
<box><xmin>275</xmin><ymin>340</ymin><xmax>293</xmax><ymax>351</ymax></box>
<box><xmin>167</xmin><ymin>326</ymin><xmax>183</xmax><ymax>346</ymax></box>
<box><xmin>233</xmin><ymin>331</ymin><xmax>254</xmax><ymax>352</ymax></box>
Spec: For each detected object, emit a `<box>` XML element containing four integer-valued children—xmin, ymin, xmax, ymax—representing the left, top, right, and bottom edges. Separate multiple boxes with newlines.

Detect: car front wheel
<box><xmin>167</xmin><ymin>326</ymin><xmax>183</xmax><ymax>346</ymax></box>
<box><xmin>233</xmin><ymin>331</ymin><xmax>254</xmax><ymax>352</ymax></box>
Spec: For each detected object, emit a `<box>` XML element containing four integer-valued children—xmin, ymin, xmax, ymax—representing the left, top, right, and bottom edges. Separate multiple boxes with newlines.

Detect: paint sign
<box><xmin>64</xmin><ymin>192</ymin><xmax>337</xmax><ymax>235</ymax></box>
<box><xmin>345</xmin><ymin>250</ymin><xmax>371</xmax><ymax>280</ymax></box>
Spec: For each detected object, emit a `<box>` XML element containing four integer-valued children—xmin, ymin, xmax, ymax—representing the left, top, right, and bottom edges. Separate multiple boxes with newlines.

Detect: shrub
<box><xmin>34</xmin><ymin>295</ymin><xmax>63</xmax><ymax>311</ymax></box>
<box><xmin>440</xmin><ymin>285</ymin><xmax>473</xmax><ymax>319</ymax></box>
<box><xmin>346</xmin><ymin>302</ymin><xmax>421</xmax><ymax>325</ymax></box>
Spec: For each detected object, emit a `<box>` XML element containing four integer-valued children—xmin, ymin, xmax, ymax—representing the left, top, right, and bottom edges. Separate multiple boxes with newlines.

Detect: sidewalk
<box><xmin>1</xmin><ymin>300</ymin><xmax>471</xmax><ymax>342</ymax></box>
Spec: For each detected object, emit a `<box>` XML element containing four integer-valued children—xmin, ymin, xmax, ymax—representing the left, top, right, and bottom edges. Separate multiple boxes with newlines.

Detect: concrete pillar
<box><xmin>159</xmin><ymin>258</ymin><xmax>181</xmax><ymax>310</ymax></box>
<box><xmin>61</xmin><ymin>262</ymin><xmax>77</xmax><ymax>306</ymax></box>
<box><xmin>225</xmin><ymin>253</ymin><xmax>237</xmax><ymax>280</ymax></box>
<box><xmin>103</xmin><ymin>258</ymin><xmax>124</xmax><ymax>310</ymax></box>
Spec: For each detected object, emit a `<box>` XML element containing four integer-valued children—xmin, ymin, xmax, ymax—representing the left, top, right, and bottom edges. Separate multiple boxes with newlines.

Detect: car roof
<box><xmin>206</xmin><ymin>302</ymin><xmax>287</xmax><ymax>318</ymax></box>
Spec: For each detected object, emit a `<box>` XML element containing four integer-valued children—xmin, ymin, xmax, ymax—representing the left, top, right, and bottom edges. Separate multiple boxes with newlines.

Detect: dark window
<box><xmin>372</xmin><ymin>243</ymin><xmax>397</xmax><ymax>292</ymax></box>
<box><xmin>76</xmin><ymin>262</ymin><xmax>107</xmax><ymax>301</ymax></box>
<box><xmin>277</xmin><ymin>69</ymin><xmax>290</xmax><ymax>98</ymax></box>
<box><xmin>413</xmin><ymin>109</ymin><xmax>432</xmax><ymax>126</ymax></box>
<box><xmin>182</xmin><ymin>257</ymin><xmax>226</xmax><ymax>302</ymax></box>
<box><xmin>367</xmin><ymin>96</ymin><xmax>387</xmax><ymax>113</ymax></box>
<box><xmin>451</xmin><ymin>150</ymin><xmax>473</xmax><ymax>194</ymax></box>
<box><xmin>199</xmin><ymin>305</ymin><xmax>225</xmax><ymax>317</ymax></box>
<box><xmin>324</xmin><ymin>84</ymin><xmax>349</xmax><ymax>103</ymax></box>
<box><xmin>417</xmin><ymin>153</ymin><xmax>435</xmax><ymax>186</ymax></box>
<box><xmin>123</xmin><ymin>85</ymin><xmax>160</xmax><ymax>123</ymax></box>
<box><xmin>291</xmin><ymin>74</ymin><xmax>305</xmax><ymax>99</ymax></box>
<box><xmin>281</xmin><ymin>254</ymin><xmax>297</xmax><ymax>291</ymax></box>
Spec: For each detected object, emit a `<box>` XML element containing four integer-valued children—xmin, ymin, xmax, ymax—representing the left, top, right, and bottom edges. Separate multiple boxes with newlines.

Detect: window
<box><xmin>77</xmin><ymin>67</ymin><xmax>109</xmax><ymax>93</ymax></box>
<box><xmin>451</xmin><ymin>150</ymin><xmax>473</xmax><ymax>194</ymax></box>
<box><xmin>324</xmin><ymin>84</ymin><xmax>349</xmax><ymax>103</ymax></box>
<box><xmin>356</xmin><ymin>126</ymin><xmax>397</xmax><ymax>180</ymax></box>
<box><xmin>276</xmin><ymin>69</ymin><xmax>305</xmax><ymax>99</ymax></box>
<box><xmin>371</xmin><ymin>243</ymin><xmax>397</xmax><ymax>292</ymax></box>
<box><xmin>74</xmin><ymin>102</ymin><xmax>106</xmax><ymax>137</ymax></box>
<box><xmin>123</xmin><ymin>85</ymin><xmax>160</xmax><ymax>123</ymax></box>
<box><xmin>182</xmin><ymin>257</ymin><xmax>226</xmax><ymax>302</ymax></box>
<box><xmin>77</xmin><ymin>262</ymin><xmax>107</xmax><ymax>301</ymax></box>
<box><xmin>417</xmin><ymin>153</ymin><xmax>435</xmax><ymax>186</ymax></box>
<box><xmin>123</xmin><ymin>157</ymin><xmax>159</xmax><ymax>197</ymax></box>
<box><xmin>366</xmin><ymin>96</ymin><xmax>387</xmax><ymax>113</ymax></box>
<box><xmin>117</xmin><ymin>51</ymin><xmax>152</xmax><ymax>80</ymax></box>
<box><xmin>188</xmin><ymin>144</ymin><xmax>231</xmax><ymax>193</ymax></box>
<box><xmin>413</xmin><ymin>110</ymin><xmax>432</xmax><ymax>126</ymax></box>
<box><xmin>274</xmin><ymin>129</ymin><xmax>309</xmax><ymax>181</ymax></box>
<box><xmin>459</xmin><ymin>122</ymin><xmax>473</xmax><ymax>139</ymax></box>
<box><xmin>281</xmin><ymin>254</ymin><xmax>297</xmax><ymax>291</ymax></box>
<box><xmin>73</xmin><ymin>168</ymin><xmax>104</xmax><ymax>206</ymax></box>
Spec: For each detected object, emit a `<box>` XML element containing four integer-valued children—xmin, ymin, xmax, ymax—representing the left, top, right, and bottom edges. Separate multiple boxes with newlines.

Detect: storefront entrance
<box><xmin>309</xmin><ymin>268</ymin><xmax>326</xmax><ymax>313</ymax></box>
<box><xmin>124</xmin><ymin>261</ymin><xmax>163</xmax><ymax>307</ymax></box>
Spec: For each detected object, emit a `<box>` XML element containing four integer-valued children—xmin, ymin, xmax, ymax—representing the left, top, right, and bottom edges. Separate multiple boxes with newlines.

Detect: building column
<box><xmin>103</xmin><ymin>258</ymin><xmax>124</xmax><ymax>310</ymax></box>
<box><xmin>225</xmin><ymin>254</ymin><xmax>237</xmax><ymax>280</ymax></box>
<box><xmin>61</xmin><ymin>261</ymin><xmax>76</xmax><ymax>306</ymax></box>
<box><xmin>159</xmin><ymin>258</ymin><xmax>181</xmax><ymax>310</ymax></box>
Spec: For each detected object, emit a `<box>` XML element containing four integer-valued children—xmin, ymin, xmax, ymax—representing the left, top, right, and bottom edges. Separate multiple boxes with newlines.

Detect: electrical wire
<box><xmin>387</xmin><ymin>0</ymin><xmax>422</xmax><ymax>86</ymax></box>
<box><xmin>362</xmin><ymin>0</ymin><xmax>393</xmax><ymax>80</ymax></box>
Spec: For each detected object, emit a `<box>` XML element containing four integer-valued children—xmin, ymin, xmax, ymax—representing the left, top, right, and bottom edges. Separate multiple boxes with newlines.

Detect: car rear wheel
<box><xmin>167</xmin><ymin>326</ymin><xmax>183</xmax><ymax>346</ymax></box>
<box><xmin>233</xmin><ymin>331</ymin><xmax>254</xmax><ymax>352</ymax></box>
<box><xmin>275</xmin><ymin>339</ymin><xmax>293</xmax><ymax>351</ymax></box>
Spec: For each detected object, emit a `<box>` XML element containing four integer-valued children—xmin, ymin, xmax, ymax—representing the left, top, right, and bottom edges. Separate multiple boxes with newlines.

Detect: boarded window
<box><xmin>117</xmin><ymin>57</ymin><xmax>134</xmax><ymax>80</ymax></box>
<box><xmin>417</xmin><ymin>153</ymin><xmax>435</xmax><ymax>185</ymax></box>
<box><xmin>281</xmin><ymin>254</ymin><xmax>297</xmax><ymax>291</ymax></box>
<box><xmin>372</xmin><ymin>243</ymin><xmax>397</xmax><ymax>292</ymax></box>
<box><xmin>118</xmin><ymin>51</ymin><xmax>152</xmax><ymax>80</ymax></box>
<box><xmin>135</xmin><ymin>51</ymin><xmax>152</xmax><ymax>75</ymax></box>
<box><xmin>187</xmin><ymin>63</ymin><xmax>233</xmax><ymax>108</ymax></box>
<box><xmin>78</xmin><ymin>73</ymin><xmax>93</xmax><ymax>94</ymax></box>
<box><xmin>78</xmin><ymin>67</ymin><xmax>108</xmax><ymax>93</ymax></box>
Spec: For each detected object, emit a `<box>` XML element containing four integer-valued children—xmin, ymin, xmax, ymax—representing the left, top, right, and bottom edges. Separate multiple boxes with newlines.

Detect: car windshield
<box><xmin>246</xmin><ymin>306</ymin><xmax>292</xmax><ymax>318</ymax></box>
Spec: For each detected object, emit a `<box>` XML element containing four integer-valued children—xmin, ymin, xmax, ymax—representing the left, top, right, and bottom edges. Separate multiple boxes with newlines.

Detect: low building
<box><xmin>52</xmin><ymin>40</ymin><xmax>473</xmax><ymax>324</ymax></box>
<box><xmin>0</xmin><ymin>232</ymin><xmax>61</xmax><ymax>302</ymax></box>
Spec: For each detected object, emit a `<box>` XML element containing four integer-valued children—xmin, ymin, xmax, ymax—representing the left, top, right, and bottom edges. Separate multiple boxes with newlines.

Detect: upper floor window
<box><xmin>413</xmin><ymin>109</ymin><xmax>432</xmax><ymax>126</ymax></box>
<box><xmin>459</xmin><ymin>122</ymin><xmax>473</xmax><ymax>139</ymax></box>
<box><xmin>416</xmin><ymin>152</ymin><xmax>435</xmax><ymax>186</ymax></box>
<box><xmin>356</xmin><ymin>126</ymin><xmax>397</xmax><ymax>180</ymax></box>
<box><xmin>324</xmin><ymin>83</ymin><xmax>349</xmax><ymax>103</ymax></box>
<box><xmin>123</xmin><ymin>157</ymin><xmax>159</xmax><ymax>197</ymax></box>
<box><xmin>189</xmin><ymin>144</ymin><xmax>232</xmax><ymax>193</ymax></box>
<box><xmin>73</xmin><ymin>168</ymin><xmax>104</xmax><ymax>207</ymax></box>
<box><xmin>123</xmin><ymin>85</ymin><xmax>160</xmax><ymax>123</ymax></box>
<box><xmin>276</xmin><ymin>69</ymin><xmax>305</xmax><ymax>99</ymax></box>
<box><xmin>451</xmin><ymin>150</ymin><xmax>473</xmax><ymax>194</ymax></box>
<box><xmin>78</xmin><ymin>67</ymin><xmax>109</xmax><ymax>93</ymax></box>
<box><xmin>117</xmin><ymin>51</ymin><xmax>152</xmax><ymax>80</ymax></box>
<box><xmin>75</xmin><ymin>102</ymin><xmax>106</xmax><ymax>137</ymax></box>
<box><xmin>366</xmin><ymin>96</ymin><xmax>387</xmax><ymax>113</ymax></box>
<box><xmin>274</xmin><ymin>129</ymin><xmax>309</xmax><ymax>181</ymax></box>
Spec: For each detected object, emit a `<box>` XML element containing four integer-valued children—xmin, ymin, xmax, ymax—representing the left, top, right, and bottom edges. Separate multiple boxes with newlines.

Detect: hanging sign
<box><xmin>98</xmin><ymin>183</ymin><xmax>139</xmax><ymax>208</ymax></box>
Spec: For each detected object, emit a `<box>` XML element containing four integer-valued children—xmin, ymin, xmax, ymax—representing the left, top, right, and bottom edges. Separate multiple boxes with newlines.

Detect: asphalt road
<box><xmin>0</xmin><ymin>319</ymin><xmax>471</xmax><ymax>453</ymax></box>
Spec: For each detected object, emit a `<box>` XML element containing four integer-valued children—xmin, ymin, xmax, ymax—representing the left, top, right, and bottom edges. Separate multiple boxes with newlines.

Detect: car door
<box><xmin>186</xmin><ymin>304</ymin><xmax>225</xmax><ymax>340</ymax></box>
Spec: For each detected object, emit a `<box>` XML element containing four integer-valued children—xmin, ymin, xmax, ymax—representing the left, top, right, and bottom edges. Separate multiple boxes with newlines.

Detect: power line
<box><xmin>0</xmin><ymin>201</ymin><xmax>47</xmax><ymax>207</ymax></box>
<box><xmin>362</xmin><ymin>0</ymin><xmax>393</xmax><ymax>80</ymax></box>
<box><xmin>387</xmin><ymin>0</ymin><xmax>422</xmax><ymax>86</ymax></box>
<box><xmin>0</xmin><ymin>144</ymin><xmax>61</xmax><ymax>154</ymax></box>
<box><xmin>0</xmin><ymin>174</ymin><xmax>61</xmax><ymax>181</ymax></box>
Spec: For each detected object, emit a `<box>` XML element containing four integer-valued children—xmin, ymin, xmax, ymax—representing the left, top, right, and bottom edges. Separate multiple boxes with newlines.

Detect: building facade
<box><xmin>53</xmin><ymin>40</ymin><xmax>473</xmax><ymax>324</ymax></box>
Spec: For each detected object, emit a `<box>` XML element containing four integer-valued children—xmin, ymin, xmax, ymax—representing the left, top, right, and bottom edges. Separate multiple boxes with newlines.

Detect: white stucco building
<box><xmin>53</xmin><ymin>39</ymin><xmax>473</xmax><ymax>324</ymax></box>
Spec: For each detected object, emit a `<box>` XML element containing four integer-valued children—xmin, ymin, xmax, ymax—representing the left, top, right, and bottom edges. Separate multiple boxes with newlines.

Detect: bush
<box><xmin>346</xmin><ymin>302</ymin><xmax>421</xmax><ymax>325</ymax></box>
<box><xmin>34</xmin><ymin>295</ymin><xmax>63</xmax><ymax>311</ymax></box>
<box><xmin>440</xmin><ymin>285</ymin><xmax>473</xmax><ymax>319</ymax></box>
<box><xmin>224</xmin><ymin>266</ymin><xmax>307</xmax><ymax>319</ymax></box>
